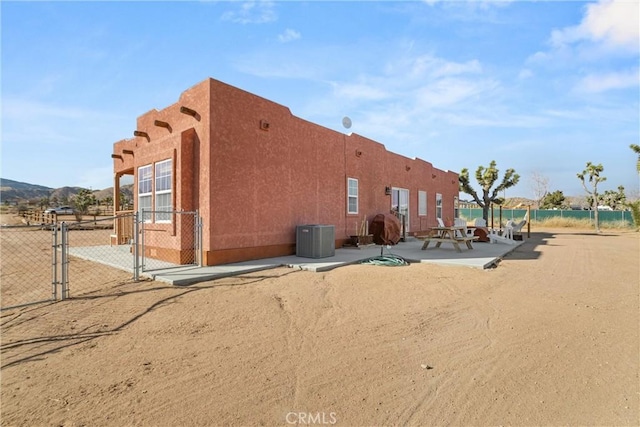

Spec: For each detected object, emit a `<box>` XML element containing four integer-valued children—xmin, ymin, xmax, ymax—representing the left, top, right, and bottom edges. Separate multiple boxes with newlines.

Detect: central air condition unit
<box><xmin>296</xmin><ymin>225</ymin><xmax>335</xmax><ymax>258</ymax></box>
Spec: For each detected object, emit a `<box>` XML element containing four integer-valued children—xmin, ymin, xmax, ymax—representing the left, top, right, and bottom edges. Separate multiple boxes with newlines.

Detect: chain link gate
<box><xmin>60</xmin><ymin>213</ymin><xmax>140</xmax><ymax>299</ymax></box>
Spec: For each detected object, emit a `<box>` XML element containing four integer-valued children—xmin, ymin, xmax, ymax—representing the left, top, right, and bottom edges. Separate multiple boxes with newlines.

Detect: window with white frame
<box><xmin>155</xmin><ymin>159</ymin><xmax>172</xmax><ymax>222</ymax></box>
<box><xmin>138</xmin><ymin>164</ymin><xmax>152</xmax><ymax>222</ymax></box>
<box><xmin>418</xmin><ymin>191</ymin><xmax>427</xmax><ymax>216</ymax></box>
<box><xmin>436</xmin><ymin>193</ymin><xmax>443</xmax><ymax>219</ymax></box>
<box><xmin>347</xmin><ymin>178</ymin><xmax>358</xmax><ymax>214</ymax></box>
<box><xmin>454</xmin><ymin>196</ymin><xmax>459</xmax><ymax>218</ymax></box>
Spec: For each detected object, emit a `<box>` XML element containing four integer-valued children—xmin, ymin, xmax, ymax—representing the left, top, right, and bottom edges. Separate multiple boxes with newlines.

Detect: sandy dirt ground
<box><xmin>1</xmin><ymin>228</ymin><xmax>638</xmax><ymax>426</ymax></box>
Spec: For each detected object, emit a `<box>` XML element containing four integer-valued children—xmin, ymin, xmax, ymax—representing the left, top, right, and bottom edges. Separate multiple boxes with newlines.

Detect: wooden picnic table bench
<box><xmin>419</xmin><ymin>226</ymin><xmax>478</xmax><ymax>252</ymax></box>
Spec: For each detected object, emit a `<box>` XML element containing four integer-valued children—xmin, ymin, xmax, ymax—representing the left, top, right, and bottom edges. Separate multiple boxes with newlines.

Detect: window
<box><xmin>138</xmin><ymin>165</ymin><xmax>152</xmax><ymax>222</ymax></box>
<box><xmin>454</xmin><ymin>196</ymin><xmax>459</xmax><ymax>218</ymax></box>
<box><xmin>155</xmin><ymin>159</ymin><xmax>172</xmax><ymax>222</ymax></box>
<box><xmin>347</xmin><ymin>178</ymin><xmax>358</xmax><ymax>214</ymax></box>
<box><xmin>137</xmin><ymin>159</ymin><xmax>173</xmax><ymax>224</ymax></box>
<box><xmin>418</xmin><ymin>191</ymin><xmax>427</xmax><ymax>216</ymax></box>
<box><xmin>436</xmin><ymin>193</ymin><xmax>443</xmax><ymax>219</ymax></box>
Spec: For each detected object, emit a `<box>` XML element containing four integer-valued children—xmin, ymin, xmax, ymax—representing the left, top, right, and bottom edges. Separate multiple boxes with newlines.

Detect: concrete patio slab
<box><xmin>68</xmin><ymin>237</ymin><xmax>524</xmax><ymax>286</ymax></box>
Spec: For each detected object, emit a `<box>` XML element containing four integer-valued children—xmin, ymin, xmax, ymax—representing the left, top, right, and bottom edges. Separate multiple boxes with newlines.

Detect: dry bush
<box><xmin>531</xmin><ymin>217</ymin><xmax>633</xmax><ymax>230</ymax></box>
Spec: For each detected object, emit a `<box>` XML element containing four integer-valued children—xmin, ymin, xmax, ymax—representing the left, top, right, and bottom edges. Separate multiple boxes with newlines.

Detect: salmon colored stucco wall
<box><xmin>343</xmin><ymin>134</ymin><xmax>459</xmax><ymax>233</ymax></box>
<box><xmin>113</xmin><ymin>78</ymin><xmax>459</xmax><ymax>266</ymax></box>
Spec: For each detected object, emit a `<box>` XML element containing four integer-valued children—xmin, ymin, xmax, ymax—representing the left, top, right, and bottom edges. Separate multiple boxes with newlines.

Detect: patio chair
<box><xmin>454</xmin><ymin>218</ymin><xmax>468</xmax><ymax>238</ymax></box>
<box><xmin>431</xmin><ymin>217</ymin><xmax>446</xmax><ymax>237</ymax></box>
<box><xmin>505</xmin><ymin>212</ymin><xmax>528</xmax><ymax>239</ymax></box>
<box><xmin>473</xmin><ymin>218</ymin><xmax>487</xmax><ymax>227</ymax></box>
<box><xmin>510</xmin><ymin>212</ymin><xmax>528</xmax><ymax>233</ymax></box>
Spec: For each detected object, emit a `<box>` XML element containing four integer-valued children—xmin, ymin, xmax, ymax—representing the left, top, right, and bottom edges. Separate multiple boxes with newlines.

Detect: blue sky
<box><xmin>2</xmin><ymin>0</ymin><xmax>639</xmax><ymax>199</ymax></box>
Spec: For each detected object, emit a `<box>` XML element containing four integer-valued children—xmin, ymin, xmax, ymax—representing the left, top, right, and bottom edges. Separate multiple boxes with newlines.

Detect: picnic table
<box><xmin>420</xmin><ymin>226</ymin><xmax>477</xmax><ymax>252</ymax></box>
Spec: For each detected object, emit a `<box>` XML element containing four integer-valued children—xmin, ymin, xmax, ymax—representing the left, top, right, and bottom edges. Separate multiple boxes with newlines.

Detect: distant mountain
<box><xmin>93</xmin><ymin>185</ymin><xmax>134</xmax><ymax>201</ymax></box>
<box><xmin>0</xmin><ymin>178</ymin><xmax>133</xmax><ymax>205</ymax></box>
<box><xmin>0</xmin><ymin>178</ymin><xmax>54</xmax><ymax>201</ymax></box>
<box><xmin>50</xmin><ymin>186</ymin><xmax>86</xmax><ymax>201</ymax></box>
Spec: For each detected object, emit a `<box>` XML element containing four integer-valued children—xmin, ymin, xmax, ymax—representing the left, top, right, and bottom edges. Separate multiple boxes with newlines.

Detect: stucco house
<box><xmin>111</xmin><ymin>77</ymin><xmax>459</xmax><ymax>266</ymax></box>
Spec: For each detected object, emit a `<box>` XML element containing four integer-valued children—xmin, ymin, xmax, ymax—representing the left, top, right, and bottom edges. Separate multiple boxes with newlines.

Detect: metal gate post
<box><xmin>140</xmin><ymin>209</ymin><xmax>146</xmax><ymax>272</ymax></box>
<box><xmin>60</xmin><ymin>222</ymin><xmax>69</xmax><ymax>300</ymax></box>
<box><xmin>133</xmin><ymin>212</ymin><xmax>140</xmax><ymax>281</ymax></box>
<box><xmin>51</xmin><ymin>223</ymin><xmax>58</xmax><ymax>300</ymax></box>
<box><xmin>193</xmin><ymin>210</ymin><xmax>200</xmax><ymax>267</ymax></box>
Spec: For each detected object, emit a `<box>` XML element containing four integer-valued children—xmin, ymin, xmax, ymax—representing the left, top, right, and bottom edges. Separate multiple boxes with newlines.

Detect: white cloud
<box><xmin>221</xmin><ymin>1</ymin><xmax>277</xmax><ymax>24</ymax></box>
<box><xmin>3</xmin><ymin>98</ymin><xmax>92</xmax><ymax>120</ymax></box>
<box><xmin>278</xmin><ymin>28</ymin><xmax>300</xmax><ymax>43</ymax></box>
<box><xmin>525</xmin><ymin>51</ymin><xmax>550</xmax><ymax>65</ymax></box>
<box><xmin>575</xmin><ymin>68</ymin><xmax>640</xmax><ymax>93</ymax></box>
<box><xmin>551</xmin><ymin>0</ymin><xmax>639</xmax><ymax>50</ymax></box>
<box><xmin>389</xmin><ymin>54</ymin><xmax>483</xmax><ymax>80</ymax></box>
<box><xmin>411</xmin><ymin>55</ymin><xmax>482</xmax><ymax>79</ymax></box>
<box><xmin>518</xmin><ymin>69</ymin><xmax>533</xmax><ymax>79</ymax></box>
<box><xmin>415</xmin><ymin>77</ymin><xmax>495</xmax><ymax>108</ymax></box>
<box><xmin>332</xmin><ymin>82</ymin><xmax>390</xmax><ymax>101</ymax></box>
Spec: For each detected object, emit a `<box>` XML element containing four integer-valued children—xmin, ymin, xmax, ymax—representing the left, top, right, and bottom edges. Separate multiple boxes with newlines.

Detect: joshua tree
<box><xmin>599</xmin><ymin>186</ymin><xmax>626</xmax><ymax>211</ymax></box>
<box><xmin>73</xmin><ymin>189</ymin><xmax>97</xmax><ymax>214</ymax></box>
<box><xmin>577</xmin><ymin>162</ymin><xmax>606</xmax><ymax>233</ymax></box>
<box><xmin>627</xmin><ymin>144</ymin><xmax>640</xmax><ymax>230</ymax></box>
<box><xmin>459</xmin><ymin>160</ymin><xmax>520</xmax><ymax>221</ymax></box>
<box><xmin>540</xmin><ymin>190</ymin><xmax>566</xmax><ymax>209</ymax></box>
<box><xmin>631</xmin><ymin>144</ymin><xmax>640</xmax><ymax>173</ymax></box>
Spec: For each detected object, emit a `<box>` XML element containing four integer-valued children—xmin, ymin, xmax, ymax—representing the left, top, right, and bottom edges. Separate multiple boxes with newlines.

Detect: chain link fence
<box><xmin>140</xmin><ymin>210</ymin><xmax>200</xmax><ymax>272</ymax></box>
<box><xmin>458</xmin><ymin>207</ymin><xmax>633</xmax><ymax>225</ymax></box>
<box><xmin>1</xmin><ymin>211</ymin><xmax>201</xmax><ymax>310</ymax></box>
<box><xmin>0</xmin><ymin>224</ymin><xmax>58</xmax><ymax>309</ymax></box>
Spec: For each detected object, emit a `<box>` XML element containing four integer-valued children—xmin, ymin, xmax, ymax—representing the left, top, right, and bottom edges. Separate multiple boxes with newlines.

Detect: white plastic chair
<box><xmin>454</xmin><ymin>218</ymin><xmax>467</xmax><ymax>238</ymax></box>
<box><xmin>510</xmin><ymin>212</ymin><xmax>528</xmax><ymax>234</ymax></box>
<box><xmin>473</xmin><ymin>218</ymin><xmax>487</xmax><ymax>227</ymax></box>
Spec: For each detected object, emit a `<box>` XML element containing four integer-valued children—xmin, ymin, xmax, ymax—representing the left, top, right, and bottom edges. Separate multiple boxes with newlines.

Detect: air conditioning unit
<box><xmin>296</xmin><ymin>225</ymin><xmax>335</xmax><ymax>258</ymax></box>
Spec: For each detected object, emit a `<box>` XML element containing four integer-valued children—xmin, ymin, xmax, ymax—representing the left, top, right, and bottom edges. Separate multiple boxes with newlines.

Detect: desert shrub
<box><xmin>626</xmin><ymin>200</ymin><xmax>640</xmax><ymax>231</ymax></box>
<box><xmin>531</xmin><ymin>217</ymin><xmax>633</xmax><ymax>230</ymax></box>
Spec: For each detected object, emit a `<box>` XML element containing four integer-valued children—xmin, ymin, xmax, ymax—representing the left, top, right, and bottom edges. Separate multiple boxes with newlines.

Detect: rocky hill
<box><xmin>0</xmin><ymin>178</ymin><xmax>53</xmax><ymax>201</ymax></box>
<box><xmin>0</xmin><ymin>178</ymin><xmax>133</xmax><ymax>206</ymax></box>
